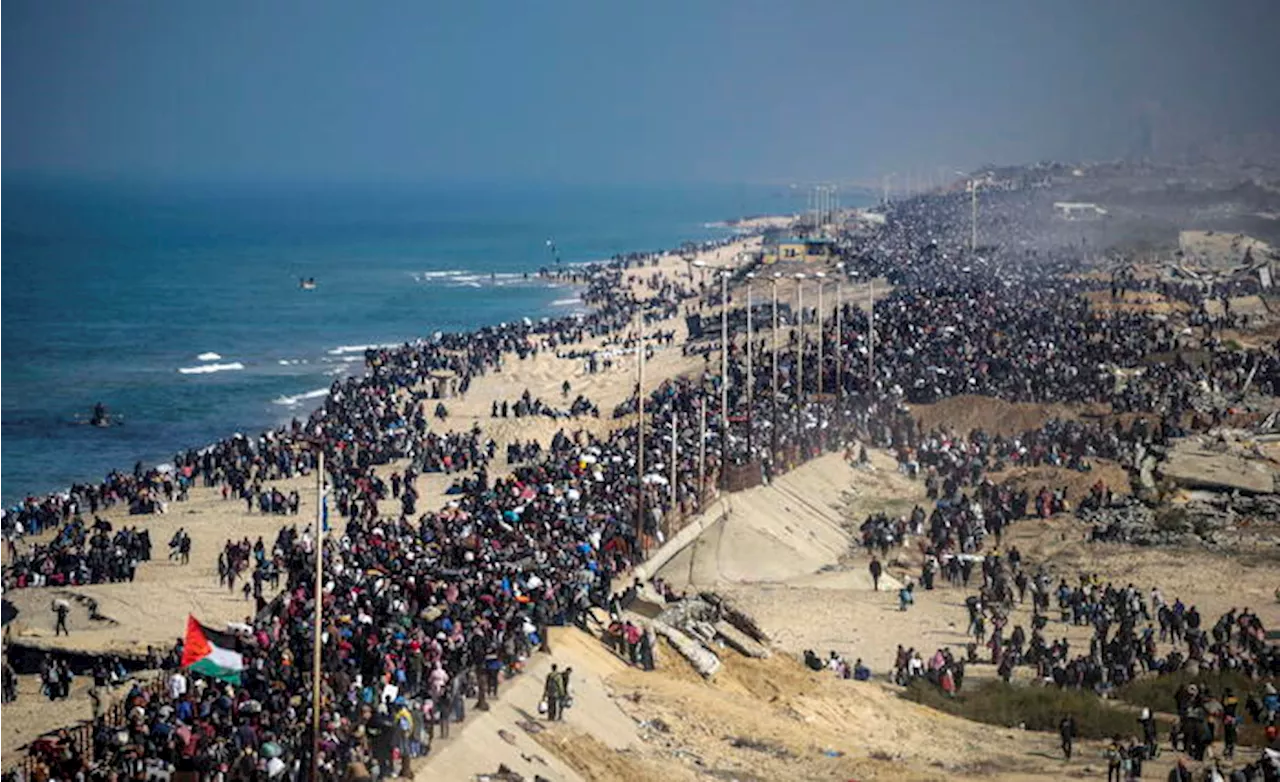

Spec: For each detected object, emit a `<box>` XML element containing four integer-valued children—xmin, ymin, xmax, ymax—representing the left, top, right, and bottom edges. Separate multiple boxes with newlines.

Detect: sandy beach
<box><xmin>0</xmin><ymin>233</ymin><xmax>767</xmax><ymax>760</ymax></box>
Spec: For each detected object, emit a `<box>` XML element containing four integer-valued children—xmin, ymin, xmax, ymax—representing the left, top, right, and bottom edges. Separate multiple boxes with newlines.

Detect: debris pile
<box><xmin>1080</xmin><ymin>499</ymin><xmax>1194</xmax><ymax>546</ymax></box>
<box><xmin>1081</xmin><ymin>492</ymin><xmax>1280</xmax><ymax>548</ymax></box>
<box><xmin>647</xmin><ymin>592</ymin><xmax>772</xmax><ymax>679</ymax></box>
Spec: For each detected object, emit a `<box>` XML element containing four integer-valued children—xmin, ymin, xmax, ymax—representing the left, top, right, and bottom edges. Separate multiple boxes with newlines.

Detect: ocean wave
<box><xmin>178</xmin><ymin>362</ymin><xmax>245</xmax><ymax>375</ymax></box>
<box><xmin>276</xmin><ymin>359</ymin><xmax>309</xmax><ymax>366</ymax></box>
<box><xmin>551</xmin><ymin>297</ymin><xmax>583</xmax><ymax>307</ymax></box>
<box><xmin>273</xmin><ymin>388</ymin><xmax>330</xmax><ymax>406</ymax></box>
<box><xmin>326</xmin><ymin>344</ymin><xmax>395</xmax><ymax>356</ymax></box>
<box><xmin>419</xmin><ymin>270</ymin><xmax>468</xmax><ymax>278</ymax></box>
<box><xmin>196</xmin><ymin>352</ymin><xmax>223</xmax><ymax>361</ymax></box>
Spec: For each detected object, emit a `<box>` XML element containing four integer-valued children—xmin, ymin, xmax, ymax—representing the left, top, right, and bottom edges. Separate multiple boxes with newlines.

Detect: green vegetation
<box><xmin>901</xmin><ymin>679</ymin><xmax>1149</xmax><ymax>739</ymax></box>
<box><xmin>1117</xmin><ymin>669</ymin><xmax>1276</xmax><ymax>713</ymax></box>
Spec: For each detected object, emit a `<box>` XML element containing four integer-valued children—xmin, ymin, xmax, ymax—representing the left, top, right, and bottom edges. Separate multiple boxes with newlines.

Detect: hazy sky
<box><xmin>5</xmin><ymin>0</ymin><xmax>1279</xmax><ymax>185</ymax></box>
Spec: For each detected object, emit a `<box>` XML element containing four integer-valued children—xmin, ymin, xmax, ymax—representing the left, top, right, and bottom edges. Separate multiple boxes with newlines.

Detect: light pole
<box><xmin>835</xmin><ymin>262</ymin><xmax>845</xmax><ymax>426</ymax></box>
<box><xmin>669</xmin><ymin>407</ymin><xmax>677</xmax><ymax>535</ymax></box>
<box><xmin>745</xmin><ymin>273</ymin><xmax>755</xmax><ymax>461</ymax></box>
<box><xmin>770</xmin><ymin>273</ymin><xmax>781</xmax><ymax>460</ymax></box>
<box><xmin>311</xmin><ymin>446</ymin><xmax>325</xmax><ymax>782</ymax></box>
<box><xmin>814</xmin><ymin>272</ymin><xmax>826</xmax><ymax>398</ymax></box>
<box><xmin>635</xmin><ymin>309</ymin><xmax>646</xmax><ymax>556</ymax></box>
<box><xmin>867</xmin><ymin>277</ymin><xmax>875</xmax><ymax>385</ymax></box>
<box><xmin>970</xmin><ymin>179</ymin><xmax>978</xmax><ymax>254</ymax></box>
<box><xmin>745</xmin><ymin>274</ymin><xmax>754</xmax><ymax>406</ymax></box>
<box><xmin>698</xmin><ymin>393</ymin><xmax>707</xmax><ymax>505</ymax></box>
<box><xmin>694</xmin><ymin>259</ymin><xmax>731</xmax><ymax>488</ymax></box>
<box><xmin>718</xmin><ymin>269</ymin><xmax>729</xmax><ymax>487</ymax></box>
<box><xmin>793</xmin><ymin>273</ymin><xmax>805</xmax><ymax>405</ymax></box>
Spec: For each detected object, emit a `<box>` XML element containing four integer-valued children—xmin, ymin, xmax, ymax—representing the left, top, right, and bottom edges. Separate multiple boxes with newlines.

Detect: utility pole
<box><xmin>669</xmin><ymin>410</ymin><xmax>677</xmax><ymax>535</ymax></box>
<box><xmin>745</xmin><ymin>275</ymin><xmax>754</xmax><ymax>405</ymax></box>
<box><xmin>719</xmin><ymin>270</ymin><xmax>729</xmax><ymax>489</ymax></box>
<box><xmin>867</xmin><ymin>278</ymin><xmax>875</xmax><ymax>384</ymax></box>
<box><xmin>636</xmin><ymin>310</ymin><xmax>646</xmax><ymax>556</ymax></box>
<box><xmin>698</xmin><ymin>394</ymin><xmax>707</xmax><ymax>506</ymax></box>
<box><xmin>794</xmin><ymin>274</ymin><xmax>805</xmax><ymax>405</ymax></box>
<box><xmin>970</xmin><ymin>179</ymin><xmax>978</xmax><ymax>255</ymax></box>
<box><xmin>770</xmin><ymin>273</ymin><xmax>780</xmax><ymax>460</ymax></box>
<box><xmin>311</xmin><ymin>448</ymin><xmax>325</xmax><ymax>782</ymax></box>
<box><xmin>815</xmin><ymin>272</ymin><xmax>825</xmax><ymax>398</ymax></box>
<box><xmin>745</xmin><ymin>273</ymin><xmax>754</xmax><ymax>460</ymax></box>
<box><xmin>835</xmin><ymin>263</ymin><xmax>844</xmax><ymax>427</ymax></box>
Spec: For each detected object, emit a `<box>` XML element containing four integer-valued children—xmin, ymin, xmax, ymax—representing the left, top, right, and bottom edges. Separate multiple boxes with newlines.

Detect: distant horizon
<box><xmin>2</xmin><ymin>168</ymin><xmax>889</xmax><ymax>196</ymax></box>
<box><xmin>8</xmin><ymin>1</ymin><xmax>1277</xmax><ymax>187</ymax></box>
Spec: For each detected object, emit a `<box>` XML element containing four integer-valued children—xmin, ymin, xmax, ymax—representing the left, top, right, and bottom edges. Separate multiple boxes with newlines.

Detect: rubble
<box><xmin>1158</xmin><ymin>434</ymin><xmax>1279</xmax><ymax>494</ymax></box>
<box><xmin>645</xmin><ymin>592</ymin><xmax>775</xmax><ymax>678</ymax></box>
<box><xmin>714</xmin><ymin>621</ymin><xmax>771</xmax><ymax>659</ymax></box>
<box><xmin>1080</xmin><ymin>492</ymin><xmax>1280</xmax><ymax>548</ymax></box>
<box><xmin>1080</xmin><ymin>499</ymin><xmax>1196</xmax><ymax>546</ymax></box>
<box><xmin>650</xmin><ymin>618</ymin><xmax>721</xmax><ymax>679</ymax></box>
<box><xmin>699</xmin><ymin>591</ymin><xmax>772</xmax><ymax>644</ymax></box>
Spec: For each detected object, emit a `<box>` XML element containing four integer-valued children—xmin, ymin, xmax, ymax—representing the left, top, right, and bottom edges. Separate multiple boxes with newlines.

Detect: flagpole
<box><xmin>312</xmin><ymin>448</ymin><xmax>325</xmax><ymax>781</ymax></box>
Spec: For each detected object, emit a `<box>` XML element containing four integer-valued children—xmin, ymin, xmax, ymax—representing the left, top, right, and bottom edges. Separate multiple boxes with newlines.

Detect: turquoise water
<box><xmin>2</xmin><ymin>178</ymin><xmax>810</xmax><ymax>503</ymax></box>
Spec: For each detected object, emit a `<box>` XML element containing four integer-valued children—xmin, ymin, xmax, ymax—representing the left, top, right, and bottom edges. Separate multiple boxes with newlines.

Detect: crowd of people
<box><xmin>2</xmin><ymin>518</ymin><xmax>151</xmax><ymax>590</ymax></box>
<box><xmin>491</xmin><ymin>388</ymin><xmax>599</xmax><ymax>419</ymax></box>
<box><xmin>5</xmin><ymin>184</ymin><xmax>1280</xmax><ymax>780</ymax></box>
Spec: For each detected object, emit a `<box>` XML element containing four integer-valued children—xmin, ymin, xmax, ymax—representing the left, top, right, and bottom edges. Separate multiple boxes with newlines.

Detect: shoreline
<box><xmin>0</xmin><ymin>223</ymin><xmax>748</xmax><ymax>508</ymax></box>
<box><xmin>0</xmin><ymin>229</ymin><xmax>764</xmax><ymax>555</ymax></box>
<box><xmin>0</xmin><ymin>226</ymin><xmax>767</xmax><ymax>763</ymax></box>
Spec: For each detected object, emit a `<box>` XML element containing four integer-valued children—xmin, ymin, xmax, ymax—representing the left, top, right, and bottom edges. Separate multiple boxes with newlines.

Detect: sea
<box><xmin>2</xmin><ymin>178</ymin><xmax>816</xmax><ymax>504</ymax></box>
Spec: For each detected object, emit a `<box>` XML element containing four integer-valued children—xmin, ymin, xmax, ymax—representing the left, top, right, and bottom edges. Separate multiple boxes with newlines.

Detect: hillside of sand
<box><xmin>411</xmin><ymin>437</ymin><xmax>1273</xmax><ymax>782</ymax></box>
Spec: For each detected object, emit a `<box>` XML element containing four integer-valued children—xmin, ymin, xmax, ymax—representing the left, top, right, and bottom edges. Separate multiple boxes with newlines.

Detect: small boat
<box><xmin>300</xmin><ymin>277</ymin><xmax>317</xmax><ymax>290</ymax></box>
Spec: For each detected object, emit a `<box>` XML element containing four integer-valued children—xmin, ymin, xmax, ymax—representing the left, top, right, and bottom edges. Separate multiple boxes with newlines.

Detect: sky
<box><xmin>5</xmin><ymin>0</ymin><xmax>1280</xmax><ymax>186</ymax></box>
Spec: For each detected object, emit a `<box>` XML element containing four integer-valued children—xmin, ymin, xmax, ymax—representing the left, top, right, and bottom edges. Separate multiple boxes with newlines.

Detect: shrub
<box><xmin>1117</xmin><ymin>669</ymin><xmax>1276</xmax><ymax>714</ymax></box>
<box><xmin>901</xmin><ymin>679</ymin><xmax>1151</xmax><ymax>740</ymax></box>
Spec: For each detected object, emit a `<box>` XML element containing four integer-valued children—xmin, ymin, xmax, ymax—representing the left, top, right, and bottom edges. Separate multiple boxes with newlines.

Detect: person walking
<box><xmin>1105</xmin><ymin>735</ymin><xmax>1124</xmax><ymax>782</ymax></box>
<box><xmin>1059</xmin><ymin>714</ymin><xmax>1076</xmax><ymax>760</ymax></box>
<box><xmin>1139</xmin><ymin>707</ymin><xmax>1159</xmax><ymax>760</ymax></box>
<box><xmin>52</xmin><ymin>599</ymin><xmax>70</xmax><ymax>636</ymax></box>
<box><xmin>543</xmin><ymin>664</ymin><xmax>566</xmax><ymax>721</ymax></box>
<box><xmin>869</xmin><ymin>557</ymin><xmax>883</xmax><ymax>592</ymax></box>
<box><xmin>898</xmin><ymin>582</ymin><xmax>914</xmax><ymax>612</ymax></box>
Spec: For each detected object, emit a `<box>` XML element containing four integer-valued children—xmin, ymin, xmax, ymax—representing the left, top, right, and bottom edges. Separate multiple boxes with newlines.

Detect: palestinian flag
<box><xmin>180</xmin><ymin>615</ymin><xmax>245</xmax><ymax>684</ymax></box>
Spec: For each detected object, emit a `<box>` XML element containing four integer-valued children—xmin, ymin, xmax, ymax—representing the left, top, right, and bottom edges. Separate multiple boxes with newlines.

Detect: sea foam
<box><xmin>196</xmin><ymin>352</ymin><xmax>223</xmax><ymax>361</ymax></box>
<box><xmin>326</xmin><ymin>344</ymin><xmax>395</xmax><ymax>356</ymax></box>
<box><xmin>178</xmin><ymin>362</ymin><xmax>245</xmax><ymax>375</ymax></box>
<box><xmin>273</xmin><ymin>388</ymin><xmax>330</xmax><ymax>406</ymax></box>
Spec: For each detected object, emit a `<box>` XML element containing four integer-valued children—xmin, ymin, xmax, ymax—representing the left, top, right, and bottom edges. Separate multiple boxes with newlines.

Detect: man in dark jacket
<box><xmin>1059</xmin><ymin>714</ymin><xmax>1076</xmax><ymax>759</ymax></box>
